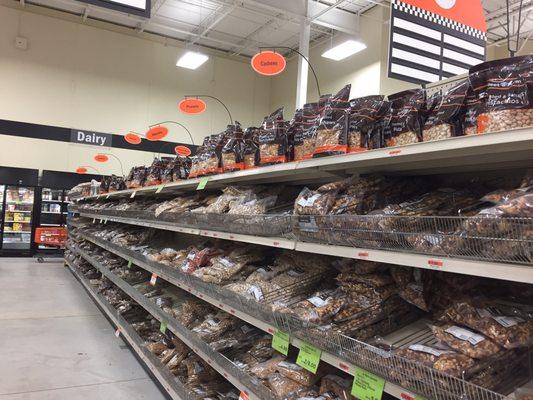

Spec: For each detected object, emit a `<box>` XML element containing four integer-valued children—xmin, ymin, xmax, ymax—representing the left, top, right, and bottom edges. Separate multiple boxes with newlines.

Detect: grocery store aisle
<box><xmin>0</xmin><ymin>258</ymin><xmax>168</xmax><ymax>400</ymax></box>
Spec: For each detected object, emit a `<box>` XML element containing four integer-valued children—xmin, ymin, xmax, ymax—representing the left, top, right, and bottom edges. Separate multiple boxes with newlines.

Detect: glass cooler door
<box><xmin>2</xmin><ymin>186</ymin><xmax>35</xmax><ymax>251</ymax></box>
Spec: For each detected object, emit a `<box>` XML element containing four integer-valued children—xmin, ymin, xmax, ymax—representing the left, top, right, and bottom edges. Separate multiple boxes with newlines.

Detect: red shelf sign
<box><xmin>94</xmin><ymin>154</ymin><xmax>109</xmax><ymax>162</ymax></box>
<box><xmin>179</xmin><ymin>98</ymin><xmax>206</xmax><ymax>115</ymax></box>
<box><xmin>76</xmin><ymin>167</ymin><xmax>88</xmax><ymax>174</ymax></box>
<box><xmin>251</xmin><ymin>51</ymin><xmax>286</xmax><ymax>76</ymax></box>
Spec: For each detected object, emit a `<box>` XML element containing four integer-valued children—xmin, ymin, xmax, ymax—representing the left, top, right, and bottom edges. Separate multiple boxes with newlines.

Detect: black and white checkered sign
<box><xmin>388</xmin><ymin>0</ymin><xmax>486</xmax><ymax>85</ymax></box>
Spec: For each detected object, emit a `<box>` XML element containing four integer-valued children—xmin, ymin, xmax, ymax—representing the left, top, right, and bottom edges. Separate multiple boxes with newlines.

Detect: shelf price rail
<box><xmin>73</xmin><ymin>212</ymin><xmax>533</xmax><ymax>285</ymax></box>
<box><xmin>75</xmin><ymin>129</ymin><xmax>533</xmax><ymax>201</ymax></box>
<box><xmin>64</xmin><ymin>258</ymin><xmax>197</xmax><ymax>400</ymax></box>
<box><xmin>66</xmin><ymin>243</ymin><xmax>276</xmax><ymax>400</ymax></box>
<box><xmin>70</xmin><ymin>230</ymin><xmax>510</xmax><ymax>400</ymax></box>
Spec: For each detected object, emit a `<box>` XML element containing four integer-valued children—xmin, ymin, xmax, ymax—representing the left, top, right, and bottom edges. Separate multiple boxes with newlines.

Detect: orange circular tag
<box><xmin>94</xmin><ymin>154</ymin><xmax>109</xmax><ymax>162</ymax></box>
<box><xmin>251</xmin><ymin>51</ymin><xmax>286</xmax><ymax>76</ymax></box>
<box><xmin>179</xmin><ymin>98</ymin><xmax>207</xmax><ymax>115</ymax></box>
<box><xmin>175</xmin><ymin>145</ymin><xmax>192</xmax><ymax>156</ymax></box>
<box><xmin>146</xmin><ymin>126</ymin><xmax>169</xmax><ymax>141</ymax></box>
<box><xmin>124</xmin><ymin>132</ymin><xmax>142</xmax><ymax>144</ymax></box>
<box><xmin>76</xmin><ymin>167</ymin><xmax>88</xmax><ymax>174</ymax></box>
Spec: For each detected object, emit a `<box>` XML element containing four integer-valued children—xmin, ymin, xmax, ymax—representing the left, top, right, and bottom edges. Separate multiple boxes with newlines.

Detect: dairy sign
<box><xmin>70</xmin><ymin>129</ymin><xmax>112</xmax><ymax>147</ymax></box>
<box><xmin>251</xmin><ymin>51</ymin><xmax>286</xmax><ymax>76</ymax></box>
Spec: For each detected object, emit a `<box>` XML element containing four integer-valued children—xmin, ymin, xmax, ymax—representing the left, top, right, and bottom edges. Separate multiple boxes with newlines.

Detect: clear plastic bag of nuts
<box><xmin>471</xmin><ymin>55</ymin><xmax>533</xmax><ymax>134</ymax></box>
<box><xmin>384</xmin><ymin>89</ymin><xmax>425</xmax><ymax>147</ymax></box>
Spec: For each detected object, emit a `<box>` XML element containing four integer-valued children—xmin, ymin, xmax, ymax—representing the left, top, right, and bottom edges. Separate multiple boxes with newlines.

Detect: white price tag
<box><xmin>248</xmin><ymin>285</ymin><xmax>263</xmax><ymax>301</ymax></box>
<box><xmin>307</xmin><ymin>296</ymin><xmax>327</xmax><ymax>307</ymax></box>
<box><xmin>409</xmin><ymin>344</ymin><xmax>452</xmax><ymax>357</ymax></box>
<box><xmin>130</xmin><ymin>191</ymin><xmax>136</xmax><ymax>199</ymax></box>
<box><xmin>445</xmin><ymin>326</ymin><xmax>485</xmax><ymax>345</ymax></box>
<box><xmin>114</xmin><ymin>328</ymin><xmax>121</xmax><ymax>337</ymax></box>
<box><xmin>150</xmin><ymin>273</ymin><xmax>157</xmax><ymax>286</ymax></box>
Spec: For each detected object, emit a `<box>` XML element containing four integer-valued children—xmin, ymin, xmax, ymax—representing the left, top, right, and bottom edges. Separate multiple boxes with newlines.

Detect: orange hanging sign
<box><xmin>175</xmin><ymin>145</ymin><xmax>192</xmax><ymax>156</ymax></box>
<box><xmin>146</xmin><ymin>126</ymin><xmax>169</xmax><ymax>141</ymax></box>
<box><xmin>179</xmin><ymin>98</ymin><xmax>206</xmax><ymax>115</ymax></box>
<box><xmin>251</xmin><ymin>51</ymin><xmax>286</xmax><ymax>76</ymax></box>
<box><xmin>76</xmin><ymin>167</ymin><xmax>88</xmax><ymax>174</ymax></box>
<box><xmin>94</xmin><ymin>154</ymin><xmax>109</xmax><ymax>162</ymax></box>
<box><xmin>124</xmin><ymin>132</ymin><xmax>142</xmax><ymax>145</ymax></box>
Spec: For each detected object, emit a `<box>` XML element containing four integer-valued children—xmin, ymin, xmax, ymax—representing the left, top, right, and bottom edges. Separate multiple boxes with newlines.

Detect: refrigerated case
<box><xmin>0</xmin><ymin>166</ymin><xmax>39</xmax><ymax>256</ymax></box>
<box><xmin>2</xmin><ymin>186</ymin><xmax>36</xmax><ymax>252</ymax></box>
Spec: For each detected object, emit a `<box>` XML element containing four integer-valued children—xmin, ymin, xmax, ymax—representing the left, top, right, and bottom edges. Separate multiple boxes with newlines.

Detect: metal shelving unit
<box><xmin>65</xmin><ymin>258</ymin><xmax>197</xmax><ymax>400</ymax></box>
<box><xmin>74</xmin><ymin>212</ymin><xmax>533</xmax><ymax>284</ymax></box>
<box><xmin>68</xmin><ymin>125</ymin><xmax>533</xmax><ymax>400</ymax></box>
<box><xmin>67</xmin><ymin>243</ymin><xmax>276</xmax><ymax>400</ymax></box>
<box><xmin>68</xmin><ymin>229</ymin><xmax>528</xmax><ymax>400</ymax></box>
<box><xmin>75</xmin><ymin>129</ymin><xmax>533</xmax><ymax>201</ymax></box>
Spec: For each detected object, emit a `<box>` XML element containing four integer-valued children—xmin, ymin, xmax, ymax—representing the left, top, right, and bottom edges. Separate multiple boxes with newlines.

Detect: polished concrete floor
<box><xmin>0</xmin><ymin>258</ymin><xmax>168</xmax><ymax>399</ymax></box>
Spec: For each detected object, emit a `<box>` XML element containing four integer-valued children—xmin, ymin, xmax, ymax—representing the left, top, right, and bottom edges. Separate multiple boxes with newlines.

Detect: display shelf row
<box><xmin>64</xmin><ymin>258</ymin><xmax>196</xmax><ymax>400</ymax></box>
<box><xmin>68</xmin><ymin>228</ymin><xmax>519</xmax><ymax>400</ymax></box>
<box><xmin>75</xmin><ymin>129</ymin><xmax>533</xmax><ymax>201</ymax></box>
<box><xmin>74</xmin><ymin>212</ymin><xmax>533</xmax><ymax>284</ymax></box>
<box><xmin>66</xmin><ymin>243</ymin><xmax>275</xmax><ymax>400</ymax></box>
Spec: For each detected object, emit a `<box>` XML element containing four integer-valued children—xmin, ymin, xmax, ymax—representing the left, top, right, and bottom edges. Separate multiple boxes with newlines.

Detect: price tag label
<box><xmin>155</xmin><ymin>185</ymin><xmax>165</xmax><ymax>194</ymax></box>
<box><xmin>104</xmin><ymin>219</ymin><xmax>108</xmax><ymax>224</ymax></box>
<box><xmin>160</xmin><ymin>320</ymin><xmax>168</xmax><ymax>334</ymax></box>
<box><xmin>114</xmin><ymin>328</ymin><xmax>121</xmax><ymax>337</ymax></box>
<box><xmin>150</xmin><ymin>273</ymin><xmax>157</xmax><ymax>286</ymax></box>
<box><xmin>415</xmin><ymin>396</ymin><xmax>428</xmax><ymax>400</ymax></box>
<box><xmin>351</xmin><ymin>367</ymin><xmax>385</xmax><ymax>400</ymax></box>
<box><xmin>130</xmin><ymin>191</ymin><xmax>136</xmax><ymax>199</ymax></box>
<box><xmin>127</xmin><ymin>260</ymin><xmax>132</xmax><ymax>268</ymax></box>
<box><xmin>92</xmin><ymin>218</ymin><xmax>96</xmax><ymax>223</ymax></box>
<box><xmin>99</xmin><ymin>219</ymin><xmax>103</xmax><ymax>223</ymax></box>
<box><xmin>296</xmin><ymin>342</ymin><xmax>321</xmax><ymax>374</ymax></box>
<box><xmin>106</xmin><ymin>195</ymin><xmax>110</xmax><ymax>199</ymax></box>
<box><xmin>196</xmin><ymin>178</ymin><xmax>208</xmax><ymax>190</ymax></box>
<box><xmin>272</xmin><ymin>330</ymin><xmax>289</xmax><ymax>356</ymax></box>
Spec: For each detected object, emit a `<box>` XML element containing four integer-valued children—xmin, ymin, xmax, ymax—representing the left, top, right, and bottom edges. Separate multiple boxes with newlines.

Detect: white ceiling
<box><xmin>15</xmin><ymin>0</ymin><xmax>533</xmax><ymax>57</ymax></box>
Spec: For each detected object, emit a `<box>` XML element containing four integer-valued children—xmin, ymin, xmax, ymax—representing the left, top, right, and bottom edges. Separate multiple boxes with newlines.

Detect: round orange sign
<box><xmin>175</xmin><ymin>145</ymin><xmax>192</xmax><ymax>156</ymax></box>
<box><xmin>179</xmin><ymin>98</ymin><xmax>207</xmax><ymax>115</ymax></box>
<box><xmin>124</xmin><ymin>132</ymin><xmax>142</xmax><ymax>145</ymax></box>
<box><xmin>146</xmin><ymin>126</ymin><xmax>169</xmax><ymax>141</ymax></box>
<box><xmin>76</xmin><ymin>167</ymin><xmax>88</xmax><ymax>174</ymax></box>
<box><xmin>251</xmin><ymin>51</ymin><xmax>286</xmax><ymax>76</ymax></box>
<box><xmin>94</xmin><ymin>154</ymin><xmax>109</xmax><ymax>162</ymax></box>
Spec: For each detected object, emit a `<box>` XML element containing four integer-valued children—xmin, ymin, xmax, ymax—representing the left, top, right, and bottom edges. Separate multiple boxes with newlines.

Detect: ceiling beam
<box><xmin>188</xmin><ymin>3</ymin><xmax>237</xmax><ymax>46</ymax></box>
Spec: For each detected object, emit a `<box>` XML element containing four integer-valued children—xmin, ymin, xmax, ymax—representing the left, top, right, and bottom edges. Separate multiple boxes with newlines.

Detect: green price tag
<box><xmin>415</xmin><ymin>396</ymin><xmax>427</xmax><ymax>400</ymax></box>
<box><xmin>196</xmin><ymin>178</ymin><xmax>208</xmax><ymax>190</ymax></box>
<box><xmin>351</xmin><ymin>367</ymin><xmax>385</xmax><ymax>400</ymax></box>
<box><xmin>296</xmin><ymin>342</ymin><xmax>321</xmax><ymax>374</ymax></box>
<box><xmin>127</xmin><ymin>260</ymin><xmax>132</xmax><ymax>268</ymax></box>
<box><xmin>272</xmin><ymin>330</ymin><xmax>289</xmax><ymax>356</ymax></box>
<box><xmin>155</xmin><ymin>185</ymin><xmax>164</xmax><ymax>194</ymax></box>
<box><xmin>160</xmin><ymin>321</ymin><xmax>167</xmax><ymax>334</ymax></box>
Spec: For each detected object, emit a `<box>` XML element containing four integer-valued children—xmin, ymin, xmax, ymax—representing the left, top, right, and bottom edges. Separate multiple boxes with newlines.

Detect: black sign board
<box><xmin>70</xmin><ymin>129</ymin><xmax>113</xmax><ymax>147</ymax></box>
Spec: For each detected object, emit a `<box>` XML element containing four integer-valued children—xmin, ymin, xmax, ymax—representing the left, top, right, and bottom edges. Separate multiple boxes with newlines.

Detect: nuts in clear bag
<box><xmin>431</xmin><ymin>323</ymin><xmax>501</xmax><ymax>359</ymax></box>
<box><xmin>384</xmin><ymin>89</ymin><xmax>425</xmax><ymax>147</ymax></box>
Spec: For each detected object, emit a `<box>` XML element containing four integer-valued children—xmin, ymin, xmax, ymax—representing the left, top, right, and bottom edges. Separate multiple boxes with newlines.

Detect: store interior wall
<box><xmin>0</xmin><ymin>5</ymin><xmax>273</xmax><ymax>176</ymax></box>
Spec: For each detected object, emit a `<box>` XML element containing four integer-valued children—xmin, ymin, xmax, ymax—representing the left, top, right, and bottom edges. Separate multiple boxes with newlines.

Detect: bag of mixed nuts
<box><xmin>286</xmin><ymin>108</ymin><xmax>303</xmax><ymax>162</ymax></box>
<box><xmin>258</xmin><ymin>107</ymin><xmax>288</xmax><ymax>165</ymax></box>
<box><xmin>221</xmin><ymin>123</ymin><xmax>246</xmax><ymax>172</ymax></box>
<box><xmin>313</xmin><ymin>85</ymin><xmax>351</xmax><ymax>158</ymax></box>
<box><xmin>146</xmin><ymin>157</ymin><xmax>172</xmax><ymax>186</ymax></box>
<box><xmin>243</xmin><ymin>127</ymin><xmax>259</xmax><ymax>169</ymax></box>
<box><xmin>293</xmin><ymin>125</ymin><xmax>317</xmax><ymax>160</ymax></box>
<box><xmin>384</xmin><ymin>89</ymin><xmax>425</xmax><ymax>147</ymax></box>
<box><xmin>423</xmin><ymin>81</ymin><xmax>469</xmax><ymax>142</ymax></box>
<box><xmin>126</xmin><ymin>166</ymin><xmax>147</xmax><ymax>189</ymax></box>
<box><xmin>348</xmin><ymin>95</ymin><xmax>387</xmax><ymax>153</ymax></box>
<box><xmin>473</xmin><ymin>55</ymin><xmax>533</xmax><ymax>134</ymax></box>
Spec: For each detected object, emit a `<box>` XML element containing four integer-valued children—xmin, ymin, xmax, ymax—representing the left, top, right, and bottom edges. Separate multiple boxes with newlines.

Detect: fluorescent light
<box><xmin>176</xmin><ymin>51</ymin><xmax>209</xmax><ymax>70</ymax></box>
<box><xmin>321</xmin><ymin>40</ymin><xmax>367</xmax><ymax>61</ymax></box>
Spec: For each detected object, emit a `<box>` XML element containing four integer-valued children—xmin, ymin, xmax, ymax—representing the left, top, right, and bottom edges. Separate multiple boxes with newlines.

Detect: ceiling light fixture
<box><xmin>321</xmin><ymin>39</ymin><xmax>367</xmax><ymax>61</ymax></box>
<box><xmin>176</xmin><ymin>51</ymin><xmax>209</xmax><ymax>70</ymax></box>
